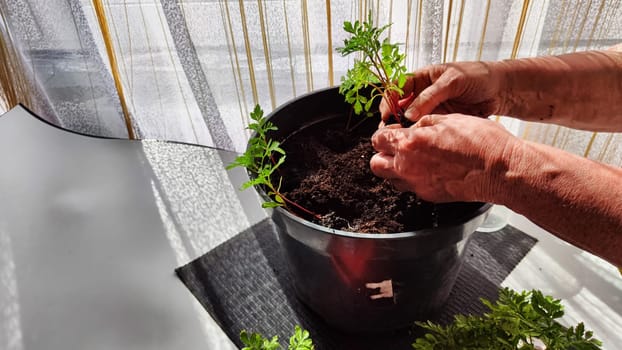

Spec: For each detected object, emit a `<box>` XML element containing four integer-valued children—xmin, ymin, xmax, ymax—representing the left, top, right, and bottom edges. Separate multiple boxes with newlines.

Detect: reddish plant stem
<box><xmin>276</xmin><ymin>191</ymin><xmax>322</xmax><ymax>220</ymax></box>
<box><xmin>267</xmin><ymin>154</ymin><xmax>321</xmax><ymax>220</ymax></box>
<box><xmin>386</xmin><ymin>92</ymin><xmax>403</xmax><ymax>122</ymax></box>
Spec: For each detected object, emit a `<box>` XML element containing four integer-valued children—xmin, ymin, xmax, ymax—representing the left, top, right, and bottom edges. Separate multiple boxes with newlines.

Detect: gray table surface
<box><xmin>0</xmin><ymin>106</ymin><xmax>265</xmax><ymax>350</ymax></box>
<box><xmin>1</xmin><ymin>106</ymin><xmax>621</xmax><ymax>349</ymax></box>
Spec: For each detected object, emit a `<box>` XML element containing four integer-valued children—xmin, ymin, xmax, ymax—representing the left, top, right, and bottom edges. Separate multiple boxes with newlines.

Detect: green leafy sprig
<box><xmin>239</xmin><ymin>289</ymin><xmax>601</xmax><ymax>350</ymax></box>
<box><xmin>227</xmin><ymin>105</ymin><xmax>319</xmax><ymax>218</ymax></box>
<box><xmin>412</xmin><ymin>288</ymin><xmax>603</xmax><ymax>350</ymax></box>
<box><xmin>337</xmin><ymin>12</ymin><xmax>412</xmax><ymax>126</ymax></box>
<box><xmin>240</xmin><ymin>326</ymin><xmax>315</xmax><ymax>350</ymax></box>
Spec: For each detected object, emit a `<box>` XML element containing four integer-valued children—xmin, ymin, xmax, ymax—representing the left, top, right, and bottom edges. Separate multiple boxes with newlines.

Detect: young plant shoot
<box><xmin>240</xmin><ymin>325</ymin><xmax>315</xmax><ymax>350</ymax></box>
<box><xmin>241</xmin><ymin>289</ymin><xmax>602</xmax><ymax>350</ymax></box>
<box><xmin>227</xmin><ymin>105</ymin><xmax>319</xmax><ymax>219</ymax></box>
<box><xmin>337</xmin><ymin>12</ymin><xmax>413</xmax><ymax>127</ymax></box>
<box><xmin>412</xmin><ymin>288</ymin><xmax>602</xmax><ymax>350</ymax></box>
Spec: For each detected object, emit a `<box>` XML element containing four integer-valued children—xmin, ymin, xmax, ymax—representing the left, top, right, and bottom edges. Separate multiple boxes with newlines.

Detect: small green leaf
<box><xmin>364</xmin><ymin>96</ymin><xmax>374</xmax><ymax>111</ymax></box>
<box><xmin>343</xmin><ymin>21</ymin><xmax>354</xmax><ymax>33</ymax></box>
<box><xmin>288</xmin><ymin>326</ymin><xmax>314</xmax><ymax>350</ymax></box>
<box><xmin>240</xmin><ymin>330</ymin><xmax>250</xmax><ymax>345</ymax></box>
<box><xmin>240</xmin><ymin>330</ymin><xmax>280</xmax><ymax>350</ymax></box>
<box><xmin>262</xmin><ymin>201</ymin><xmax>282</xmax><ymax>208</ymax></box>
<box><xmin>250</xmin><ymin>104</ymin><xmax>263</xmax><ymax>121</ymax></box>
<box><xmin>397</xmin><ymin>73</ymin><xmax>407</xmax><ymax>89</ymax></box>
<box><xmin>353</xmin><ymin>100</ymin><xmax>362</xmax><ymax>114</ymax></box>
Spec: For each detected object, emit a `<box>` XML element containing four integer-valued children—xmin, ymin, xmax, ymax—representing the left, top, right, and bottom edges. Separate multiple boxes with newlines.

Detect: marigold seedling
<box><xmin>337</xmin><ymin>12</ymin><xmax>412</xmax><ymax>127</ymax></box>
<box><xmin>227</xmin><ymin>105</ymin><xmax>320</xmax><ymax>219</ymax></box>
<box><xmin>412</xmin><ymin>288</ymin><xmax>603</xmax><ymax>349</ymax></box>
<box><xmin>240</xmin><ymin>326</ymin><xmax>315</xmax><ymax>350</ymax></box>
<box><xmin>240</xmin><ymin>288</ymin><xmax>601</xmax><ymax>350</ymax></box>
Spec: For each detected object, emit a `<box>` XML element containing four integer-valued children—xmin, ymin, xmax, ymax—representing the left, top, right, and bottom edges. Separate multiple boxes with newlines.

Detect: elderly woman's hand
<box><xmin>370</xmin><ymin>114</ymin><xmax>520</xmax><ymax>203</ymax></box>
<box><xmin>379</xmin><ymin>62</ymin><xmax>506</xmax><ymax>123</ymax></box>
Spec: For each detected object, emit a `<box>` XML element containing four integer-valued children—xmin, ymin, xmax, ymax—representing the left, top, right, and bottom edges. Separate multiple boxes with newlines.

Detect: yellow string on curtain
<box><xmin>325</xmin><ymin>0</ymin><xmax>334</xmax><ymax>86</ymax></box>
<box><xmin>511</xmin><ymin>0</ymin><xmax>531</xmax><ymax>60</ymax></box>
<box><xmin>442</xmin><ymin>0</ymin><xmax>453</xmax><ymax>64</ymax></box>
<box><xmin>573</xmin><ymin>0</ymin><xmax>594</xmax><ymax>52</ymax></box>
<box><xmin>104</xmin><ymin>0</ymin><xmax>135</xmax><ymax>111</ymax></box>
<box><xmin>414</xmin><ymin>0</ymin><xmax>423</xmax><ymax>69</ymax></box>
<box><xmin>586</xmin><ymin>0</ymin><xmax>608</xmax><ymax>49</ymax></box>
<box><xmin>405</xmin><ymin>0</ymin><xmax>413</xmax><ymax>62</ymax></box>
<box><xmin>476</xmin><ymin>0</ymin><xmax>491</xmax><ymax>61</ymax></box>
<box><xmin>582</xmin><ymin>0</ymin><xmax>619</xmax><ymax>157</ymax></box>
<box><xmin>282</xmin><ymin>0</ymin><xmax>297</xmax><ymax>97</ymax></box>
<box><xmin>0</xmin><ymin>7</ymin><xmax>32</xmax><ymax>112</ymax></box>
<box><xmin>218</xmin><ymin>0</ymin><xmax>249</xmax><ymax>133</ymax></box>
<box><xmin>238</xmin><ymin>0</ymin><xmax>259</xmax><ymax>105</ymax></box>
<box><xmin>451</xmin><ymin>0</ymin><xmax>466</xmax><ymax>62</ymax></box>
<box><xmin>301</xmin><ymin>0</ymin><xmax>313</xmax><ymax>92</ymax></box>
<box><xmin>257</xmin><ymin>0</ymin><xmax>276</xmax><ymax>109</ymax></box>
<box><xmin>91</xmin><ymin>0</ymin><xmax>135</xmax><ymax>139</ymax></box>
<box><xmin>387</xmin><ymin>0</ymin><xmax>393</xmax><ymax>41</ymax></box>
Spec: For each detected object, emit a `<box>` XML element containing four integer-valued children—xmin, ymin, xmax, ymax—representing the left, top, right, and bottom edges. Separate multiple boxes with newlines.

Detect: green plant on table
<box><xmin>240</xmin><ymin>325</ymin><xmax>314</xmax><ymax>350</ymax></box>
<box><xmin>226</xmin><ymin>105</ymin><xmax>319</xmax><ymax>218</ymax></box>
<box><xmin>241</xmin><ymin>288</ymin><xmax>602</xmax><ymax>350</ymax></box>
<box><xmin>337</xmin><ymin>12</ymin><xmax>413</xmax><ymax>127</ymax></box>
<box><xmin>412</xmin><ymin>288</ymin><xmax>602</xmax><ymax>350</ymax></box>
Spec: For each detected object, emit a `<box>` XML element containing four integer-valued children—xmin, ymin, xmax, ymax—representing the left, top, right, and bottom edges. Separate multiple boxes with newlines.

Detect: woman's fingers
<box><xmin>404</xmin><ymin>80</ymin><xmax>452</xmax><ymax>122</ymax></box>
<box><xmin>370</xmin><ymin>153</ymin><xmax>415</xmax><ymax>192</ymax></box>
<box><xmin>414</xmin><ymin>114</ymin><xmax>447</xmax><ymax>128</ymax></box>
<box><xmin>371</xmin><ymin>126</ymin><xmax>407</xmax><ymax>155</ymax></box>
<box><xmin>369</xmin><ymin>153</ymin><xmax>397</xmax><ymax>179</ymax></box>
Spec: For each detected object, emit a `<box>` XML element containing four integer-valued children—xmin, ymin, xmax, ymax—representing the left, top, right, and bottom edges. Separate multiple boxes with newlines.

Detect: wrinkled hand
<box><xmin>380</xmin><ymin>61</ymin><xmax>505</xmax><ymax>123</ymax></box>
<box><xmin>370</xmin><ymin>114</ymin><xmax>519</xmax><ymax>203</ymax></box>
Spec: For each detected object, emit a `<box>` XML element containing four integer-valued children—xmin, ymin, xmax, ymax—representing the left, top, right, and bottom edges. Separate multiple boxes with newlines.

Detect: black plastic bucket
<box><xmin>261</xmin><ymin>87</ymin><xmax>492</xmax><ymax>332</ymax></box>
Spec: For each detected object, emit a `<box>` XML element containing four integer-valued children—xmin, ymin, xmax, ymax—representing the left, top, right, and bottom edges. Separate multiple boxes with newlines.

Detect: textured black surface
<box><xmin>175</xmin><ymin>220</ymin><xmax>537</xmax><ymax>350</ymax></box>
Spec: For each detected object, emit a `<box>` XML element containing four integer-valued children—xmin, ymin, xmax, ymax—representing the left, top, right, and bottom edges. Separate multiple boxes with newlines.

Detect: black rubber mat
<box><xmin>176</xmin><ymin>219</ymin><xmax>537</xmax><ymax>349</ymax></box>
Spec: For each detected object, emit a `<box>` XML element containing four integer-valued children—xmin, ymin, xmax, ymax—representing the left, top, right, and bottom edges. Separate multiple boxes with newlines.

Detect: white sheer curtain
<box><xmin>0</xmin><ymin>0</ymin><xmax>621</xmax><ymax>157</ymax></box>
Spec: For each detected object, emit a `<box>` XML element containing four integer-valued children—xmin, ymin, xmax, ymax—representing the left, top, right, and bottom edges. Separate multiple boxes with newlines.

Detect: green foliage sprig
<box><xmin>240</xmin><ymin>325</ymin><xmax>315</xmax><ymax>350</ymax></box>
<box><xmin>227</xmin><ymin>105</ymin><xmax>320</xmax><ymax>218</ymax></box>
<box><xmin>412</xmin><ymin>288</ymin><xmax>603</xmax><ymax>350</ymax></box>
<box><xmin>239</xmin><ymin>289</ymin><xmax>601</xmax><ymax>350</ymax></box>
<box><xmin>226</xmin><ymin>105</ymin><xmax>286</xmax><ymax>209</ymax></box>
<box><xmin>337</xmin><ymin>12</ymin><xmax>412</xmax><ymax>125</ymax></box>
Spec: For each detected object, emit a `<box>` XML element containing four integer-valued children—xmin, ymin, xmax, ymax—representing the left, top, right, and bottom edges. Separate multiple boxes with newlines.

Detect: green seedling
<box><xmin>240</xmin><ymin>325</ymin><xmax>315</xmax><ymax>350</ymax></box>
<box><xmin>240</xmin><ymin>288</ymin><xmax>601</xmax><ymax>350</ymax></box>
<box><xmin>227</xmin><ymin>105</ymin><xmax>319</xmax><ymax>218</ymax></box>
<box><xmin>412</xmin><ymin>288</ymin><xmax>602</xmax><ymax>350</ymax></box>
<box><xmin>337</xmin><ymin>12</ymin><xmax>414</xmax><ymax>128</ymax></box>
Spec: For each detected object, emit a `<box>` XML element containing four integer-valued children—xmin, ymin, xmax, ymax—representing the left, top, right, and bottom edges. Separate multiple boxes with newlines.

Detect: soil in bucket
<box><xmin>277</xmin><ymin>115</ymin><xmax>442</xmax><ymax>234</ymax></box>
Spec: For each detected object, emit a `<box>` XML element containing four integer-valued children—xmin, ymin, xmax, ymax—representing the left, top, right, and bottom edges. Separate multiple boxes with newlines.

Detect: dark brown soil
<box><xmin>278</xmin><ymin>116</ymin><xmax>437</xmax><ymax>233</ymax></box>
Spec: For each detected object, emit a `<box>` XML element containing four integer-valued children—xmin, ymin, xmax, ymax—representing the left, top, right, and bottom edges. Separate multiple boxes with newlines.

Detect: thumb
<box><xmin>404</xmin><ymin>80</ymin><xmax>452</xmax><ymax>122</ymax></box>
